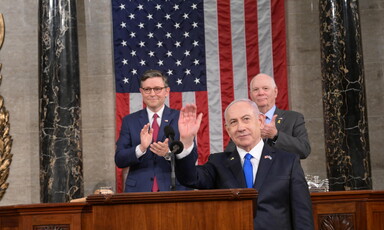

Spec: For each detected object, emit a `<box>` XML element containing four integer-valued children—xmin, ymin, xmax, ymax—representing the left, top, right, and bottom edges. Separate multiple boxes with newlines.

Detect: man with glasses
<box><xmin>115</xmin><ymin>69</ymin><xmax>196</xmax><ymax>192</ymax></box>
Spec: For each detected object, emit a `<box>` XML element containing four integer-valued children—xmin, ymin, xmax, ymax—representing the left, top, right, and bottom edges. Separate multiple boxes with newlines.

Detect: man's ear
<box><xmin>165</xmin><ymin>87</ymin><xmax>170</xmax><ymax>96</ymax></box>
<box><xmin>274</xmin><ymin>87</ymin><xmax>278</xmax><ymax>98</ymax></box>
<box><xmin>258</xmin><ymin>114</ymin><xmax>265</xmax><ymax>129</ymax></box>
<box><xmin>224</xmin><ymin>122</ymin><xmax>231</xmax><ymax>137</ymax></box>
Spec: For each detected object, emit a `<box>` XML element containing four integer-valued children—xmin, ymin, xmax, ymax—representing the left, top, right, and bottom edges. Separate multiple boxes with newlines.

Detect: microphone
<box><xmin>164</xmin><ymin>125</ymin><xmax>184</xmax><ymax>154</ymax></box>
<box><xmin>164</xmin><ymin>125</ymin><xmax>183</xmax><ymax>191</ymax></box>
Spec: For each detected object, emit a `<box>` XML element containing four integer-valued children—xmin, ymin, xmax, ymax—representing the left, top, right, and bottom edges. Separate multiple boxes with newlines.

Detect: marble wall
<box><xmin>0</xmin><ymin>0</ymin><xmax>383</xmax><ymax>205</ymax></box>
<box><xmin>359</xmin><ymin>0</ymin><xmax>384</xmax><ymax>190</ymax></box>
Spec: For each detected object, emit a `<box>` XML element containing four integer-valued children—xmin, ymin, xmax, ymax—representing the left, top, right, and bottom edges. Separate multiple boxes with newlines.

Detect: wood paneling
<box><xmin>2</xmin><ymin>189</ymin><xmax>384</xmax><ymax>230</ymax></box>
<box><xmin>311</xmin><ymin>190</ymin><xmax>384</xmax><ymax>230</ymax></box>
<box><xmin>0</xmin><ymin>189</ymin><xmax>257</xmax><ymax>230</ymax></box>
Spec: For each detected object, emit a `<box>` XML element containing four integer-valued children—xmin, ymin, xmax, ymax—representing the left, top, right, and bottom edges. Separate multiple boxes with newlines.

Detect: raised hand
<box><xmin>178</xmin><ymin>104</ymin><xmax>203</xmax><ymax>149</ymax></box>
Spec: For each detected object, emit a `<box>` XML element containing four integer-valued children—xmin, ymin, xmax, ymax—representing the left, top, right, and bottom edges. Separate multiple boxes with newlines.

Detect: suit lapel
<box><xmin>254</xmin><ymin>145</ymin><xmax>276</xmax><ymax>190</ymax></box>
<box><xmin>158</xmin><ymin>105</ymin><xmax>172</xmax><ymax>141</ymax></box>
<box><xmin>226</xmin><ymin>151</ymin><xmax>246</xmax><ymax>187</ymax></box>
<box><xmin>138</xmin><ymin>109</ymin><xmax>149</xmax><ymax>129</ymax></box>
<box><xmin>274</xmin><ymin>108</ymin><xmax>285</xmax><ymax>130</ymax></box>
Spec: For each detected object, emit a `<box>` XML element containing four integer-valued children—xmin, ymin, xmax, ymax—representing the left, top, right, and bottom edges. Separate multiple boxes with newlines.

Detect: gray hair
<box><xmin>224</xmin><ymin>98</ymin><xmax>260</xmax><ymax>123</ymax></box>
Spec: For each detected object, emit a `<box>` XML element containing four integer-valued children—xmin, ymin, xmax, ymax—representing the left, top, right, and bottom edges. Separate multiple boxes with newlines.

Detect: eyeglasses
<box><xmin>141</xmin><ymin>87</ymin><xmax>166</xmax><ymax>94</ymax></box>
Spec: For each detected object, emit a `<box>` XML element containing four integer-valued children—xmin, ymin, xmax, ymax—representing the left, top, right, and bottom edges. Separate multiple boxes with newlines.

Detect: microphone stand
<box><xmin>164</xmin><ymin>125</ymin><xmax>183</xmax><ymax>191</ymax></box>
<box><xmin>169</xmin><ymin>151</ymin><xmax>176</xmax><ymax>191</ymax></box>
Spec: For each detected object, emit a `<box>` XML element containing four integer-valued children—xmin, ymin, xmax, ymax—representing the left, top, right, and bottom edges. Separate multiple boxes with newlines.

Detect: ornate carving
<box><xmin>33</xmin><ymin>225</ymin><xmax>70</xmax><ymax>230</ymax></box>
<box><xmin>319</xmin><ymin>214</ymin><xmax>354</xmax><ymax>230</ymax></box>
<box><xmin>0</xmin><ymin>13</ymin><xmax>13</xmax><ymax>201</ymax></box>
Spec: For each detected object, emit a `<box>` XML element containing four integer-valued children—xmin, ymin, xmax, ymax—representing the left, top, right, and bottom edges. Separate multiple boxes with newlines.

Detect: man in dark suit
<box><xmin>226</xmin><ymin>73</ymin><xmax>311</xmax><ymax>159</ymax></box>
<box><xmin>175</xmin><ymin>100</ymin><xmax>314</xmax><ymax>230</ymax></box>
<box><xmin>115</xmin><ymin>70</ymin><xmax>196</xmax><ymax>192</ymax></box>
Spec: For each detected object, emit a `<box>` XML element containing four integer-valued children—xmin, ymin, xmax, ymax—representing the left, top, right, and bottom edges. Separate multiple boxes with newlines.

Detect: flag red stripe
<box><xmin>244</xmin><ymin>0</ymin><xmax>260</xmax><ymax>94</ymax></box>
<box><xmin>271</xmin><ymin>0</ymin><xmax>289</xmax><ymax>110</ymax></box>
<box><xmin>115</xmin><ymin>93</ymin><xmax>131</xmax><ymax>193</ymax></box>
<box><xmin>115</xmin><ymin>93</ymin><xmax>130</xmax><ymax>139</ymax></box>
<box><xmin>217</xmin><ymin>0</ymin><xmax>234</xmax><ymax>148</ymax></box>
<box><xmin>169</xmin><ymin>92</ymin><xmax>182</xmax><ymax>110</ymax></box>
<box><xmin>195</xmin><ymin>91</ymin><xmax>210</xmax><ymax>164</ymax></box>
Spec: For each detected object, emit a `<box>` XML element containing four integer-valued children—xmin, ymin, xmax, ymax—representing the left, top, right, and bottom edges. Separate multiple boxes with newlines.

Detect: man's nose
<box><xmin>237</xmin><ymin>121</ymin><xmax>246</xmax><ymax>131</ymax></box>
<box><xmin>149</xmin><ymin>89</ymin><xmax>157</xmax><ymax>95</ymax></box>
<box><xmin>258</xmin><ymin>89</ymin><xmax>265</xmax><ymax>95</ymax></box>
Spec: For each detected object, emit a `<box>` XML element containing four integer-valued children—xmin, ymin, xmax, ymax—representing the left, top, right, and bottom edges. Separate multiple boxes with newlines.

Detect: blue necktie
<box><xmin>243</xmin><ymin>153</ymin><xmax>253</xmax><ymax>188</ymax></box>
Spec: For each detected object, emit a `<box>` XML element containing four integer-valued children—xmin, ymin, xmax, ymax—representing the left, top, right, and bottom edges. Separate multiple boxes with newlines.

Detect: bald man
<box><xmin>225</xmin><ymin>73</ymin><xmax>311</xmax><ymax>159</ymax></box>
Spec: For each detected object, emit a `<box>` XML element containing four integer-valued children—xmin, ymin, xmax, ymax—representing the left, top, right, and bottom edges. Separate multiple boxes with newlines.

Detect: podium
<box><xmin>0</xmin><ymin>189</ymin><xmax>257</xmax><ymax>230</ymax></box>
<box><xmin>311</xmin><ymin>190</ymin><xmax>384</xmax><ymax>230</ymax></box>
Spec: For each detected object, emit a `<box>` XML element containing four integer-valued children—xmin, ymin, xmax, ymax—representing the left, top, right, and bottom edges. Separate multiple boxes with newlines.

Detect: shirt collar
<box><xmin>237</xmin><ymin>139</ymin><xmax>264</xmax><ymax>164</ymax></box>
<box><xmin>264</xmin><ymin>105</ymin><xmax>276</xmax><ymax>124</ymax></box>
<box><xmin>146</xmin><ymin>105</ymin><xmax>165</xmax><ymax>121</ymax></box>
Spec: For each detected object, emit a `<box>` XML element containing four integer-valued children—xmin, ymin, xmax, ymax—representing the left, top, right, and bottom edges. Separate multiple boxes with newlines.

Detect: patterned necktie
<box><xmin>151</xmin><ymin>113</ymin><xmax>159</xmax><ymax>192</ymax></box>
<box><xmin>243</xmin><ymin>153</ymin><xmax>253</xmax><ymax>188</ymax></box>
<box><xmin>265</xmin><ymin>115</ymin><xmax>271</xmax><ymax>124</ymax></box>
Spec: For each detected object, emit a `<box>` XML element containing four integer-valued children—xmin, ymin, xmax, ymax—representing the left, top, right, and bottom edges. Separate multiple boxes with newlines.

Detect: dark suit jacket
<box><xmin>115</xmin><ymin>105</ymin><xmax>196</xmax><ymax>192</ymax></box>
<box><xmin>225</xmin><ymin>107</ymin><xmax>311</xmax><ymax>159</ymax></box>
<box><xmin>175</xmin><ymin>144</ymin><xmax>314</xmax><ymax>230</ymax></box>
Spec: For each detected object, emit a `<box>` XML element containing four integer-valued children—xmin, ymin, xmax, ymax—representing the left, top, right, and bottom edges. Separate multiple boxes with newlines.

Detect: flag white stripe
<box><xmin>258</xmin><ymin>0</ymin><xmax>274</xmax><ymax>76</ymax></box>
<box><xmin>130</xmin><ymin>93</ymin><xmax>143</xmax><ymax>113</ymax></box>
<box><xmin>204</xmin><ymin>0</ymin><xmax>223</xmax><ymax>153</ymax></box>
<box><xmin>182</xmin><ymin>92</ymin><xmax>196</xmax><ymax>105</ymax></box>
<box><xmin>231</xmin><ymin>0</ymin><xmax>249</xmax><ymax>100</ymax></box>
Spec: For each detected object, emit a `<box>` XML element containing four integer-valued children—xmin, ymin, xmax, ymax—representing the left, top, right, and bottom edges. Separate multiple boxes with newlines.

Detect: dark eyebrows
<box><xmin>242</xmin><ymin>114</ymin><xmax>252</xmax><ymax>119</ymax></box>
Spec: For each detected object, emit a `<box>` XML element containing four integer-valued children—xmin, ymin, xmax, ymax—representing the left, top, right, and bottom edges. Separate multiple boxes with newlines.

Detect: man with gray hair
<box><xmin>226</xmin><ymin>73</ymin><xmax>311</xmax><ymax>159</ymax></box>
<box><xmin>175</xmin><ymin>100</ymin><xmax>314</xmax><ymax>229</ymax></box>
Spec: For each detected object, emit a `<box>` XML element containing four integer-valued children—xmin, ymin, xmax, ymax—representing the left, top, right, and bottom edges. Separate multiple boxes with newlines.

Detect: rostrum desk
<box><xmin>0</xmin><ymin>188</ymin><xmax>257</xmax><ymax>230</ymax></box>
<box><xmin>1</xmin><ymin>189</ymin><xmax>384</xmax><ymax>229</ymax></box>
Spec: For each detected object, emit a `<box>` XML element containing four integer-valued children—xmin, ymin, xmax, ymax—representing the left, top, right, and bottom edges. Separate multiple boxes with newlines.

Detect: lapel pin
<box><xmin>277</xmin><ymin>118</ymin><xmax>283</xmax><ymax>124</ymax></box>
<box><xmin>165</xmin><ymin>120</ymin><xmax>169</xmax><ymax>122</ymax></box>
<box><xmin>264</xmin><ymin>155</ymin><xmax>272</xmax><ymax>160</ymax></box>
<box><xmin>230</xmin><ymin>157</ymin><xmax>235</xmax><ymax>160</ymax></box>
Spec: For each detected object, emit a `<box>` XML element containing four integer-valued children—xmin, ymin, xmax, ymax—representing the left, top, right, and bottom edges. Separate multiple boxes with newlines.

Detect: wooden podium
<box><xmin>0</xmin><ymin>189</ymin><xmax>257</xmax><ymax>230</ymax></box>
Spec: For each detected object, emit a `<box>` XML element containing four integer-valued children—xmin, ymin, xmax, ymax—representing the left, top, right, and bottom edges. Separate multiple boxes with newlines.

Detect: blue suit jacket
<box><xmin>175</xmin><ymin>144</ymin><xmax>314</xmax><ymax>230</ymax></box>
<box><xmin>115</xmin><ymin>105</ymin><xmax>195</xmax><ymax>192</ymax></box>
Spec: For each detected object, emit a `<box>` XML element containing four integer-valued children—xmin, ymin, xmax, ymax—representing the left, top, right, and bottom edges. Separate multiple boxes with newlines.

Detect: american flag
<box><xmin>112</xmin><ymin>0</ymin><xmax>288</xmax><ymax>192</ymax></box>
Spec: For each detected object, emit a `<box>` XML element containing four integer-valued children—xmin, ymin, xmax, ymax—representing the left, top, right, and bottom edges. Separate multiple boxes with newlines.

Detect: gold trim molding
<box><xmin>0</xmin><ymin>13</ymin><xmax>13</xmax><ymax>201</ymax></box>
<box><xmin>0</xmin><ymin>14</ymin><xmax>4</xmax><ymax>48</ymax></box>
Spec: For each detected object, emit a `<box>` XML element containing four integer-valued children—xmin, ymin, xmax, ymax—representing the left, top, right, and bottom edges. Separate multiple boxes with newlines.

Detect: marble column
<box><xmin>38</xmin><ymin>0</ymin><xmax>83</xmax><ymax>202</ymax></box>
<box><xmin>319</xmin><ymin>0</ymin><xmax>371</xmax><ymax>190</ymax></box>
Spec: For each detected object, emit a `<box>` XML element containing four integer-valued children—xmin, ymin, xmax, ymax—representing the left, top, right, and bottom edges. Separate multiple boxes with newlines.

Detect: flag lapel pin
<box><xmin>264</xmin><ymin>155</ymin><xmax>272</xmax><ymax>160</ymax></box>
